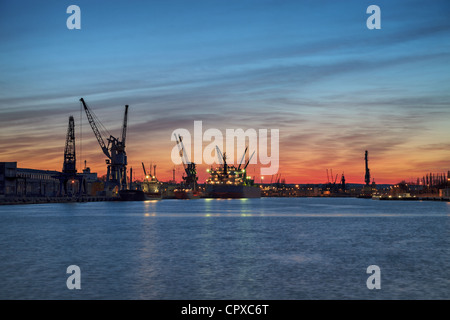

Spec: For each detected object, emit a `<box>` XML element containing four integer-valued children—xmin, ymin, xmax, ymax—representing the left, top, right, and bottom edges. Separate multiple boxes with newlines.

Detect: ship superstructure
<box><xmin>205</xmin><ymin>146</ymin><xmax>261</xmax><ymax>198</ymax></box>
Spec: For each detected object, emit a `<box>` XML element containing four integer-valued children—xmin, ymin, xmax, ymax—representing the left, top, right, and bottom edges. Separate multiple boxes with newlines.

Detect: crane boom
<box><xmin>243</xmin><ymin>150</ymin><xmax>255</xmax><ymax>170</ymax></box>
<box><xmin>174</xmin><ymin>133</ymin><xmax>190</xmax><ymax>169</ymax></box>
<box><xmin>215</xmin><ymin>146</ymin><xmax>225</xmax><ymax>165</ymax></box>
<box><xmin>142</xmin><ymin>162</ymin><xmax>147</xmax><ymax>177</ymax></box>
<box><xmin>122</xmin><ymin>105</ymin><xmax>129</xmax><ymax>147</ymax></box>
<box><xmin>80</xmin><ymin>98</ymin><xmax>110</xmax><ymax>159</ymax></box>
<box><xmin>237</xmin><ymin>146</ymin><xmax>248</xmax><ymax>170</ymax></box>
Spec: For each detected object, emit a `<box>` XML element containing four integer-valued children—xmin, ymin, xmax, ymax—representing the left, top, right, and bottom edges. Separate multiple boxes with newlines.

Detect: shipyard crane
<box><xmin>365</xmin><ymin>150</ymin><xmax>371</xmax><ymax>186</ymax></box>
<box><xmin>63</xmin><ymin>115</ymin><xmax>77</xmax><ymax>175</ymax></box>
<box><xmin>80</xmin><ymin>98</ymin><xmax>128</xmax><ymax>192</ymax></box>
<box><xmin>54</xmin><ymin>116</ymin><xmax>85</xmax><ymax>196</ymax></box>
<box><xmin>174</xmin><ymin>133</ymin><xmax>198</xmax><ymax>189</ymax></box>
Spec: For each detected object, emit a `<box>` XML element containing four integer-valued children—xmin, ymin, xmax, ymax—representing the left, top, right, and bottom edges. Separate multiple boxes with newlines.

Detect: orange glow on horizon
<box><xmin>6</xmin><ymin>151</ymin><xmax>447</xmax><ymax>186</ymax></box>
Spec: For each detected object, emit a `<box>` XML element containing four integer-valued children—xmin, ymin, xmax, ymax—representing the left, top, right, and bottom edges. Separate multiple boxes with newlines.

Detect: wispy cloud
<box><xmin>1</xmin><ymin>0</ymin><xmax>449</xmax><ymax>183</ymax></box>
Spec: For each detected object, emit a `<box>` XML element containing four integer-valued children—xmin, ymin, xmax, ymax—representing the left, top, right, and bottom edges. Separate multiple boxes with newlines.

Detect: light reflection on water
<box><xmin>0</xmin><ymin>197</ymin><xmax>449</xmax><ymax>299</ymax></box>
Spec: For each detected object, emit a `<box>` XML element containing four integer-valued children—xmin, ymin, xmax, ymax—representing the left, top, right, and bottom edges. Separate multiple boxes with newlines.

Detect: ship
<box><xmin>139</xmin><ymin>174</ymin><xmax>163</xmax><ymax>199</ymax></box>
<box><xmin>205</xmin><ymin>146</ymin><xmax>261</xmax><ymax>199</ymax></box>
<box><xmin>119</xmin><ymin>183</ymin><xmax>162</xmax><ymax>201</ymax></box>
<box><xmin>119</xmin><ymin>164</ymin><xmax>162</xmax><ymax>201</ymax></box>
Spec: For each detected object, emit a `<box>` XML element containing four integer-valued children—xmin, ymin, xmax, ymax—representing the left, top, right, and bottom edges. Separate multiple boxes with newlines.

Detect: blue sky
<box><xmin>1</xmin><ymin>0</ymin><xmax>449</xmax><ymax>183</ymax></box>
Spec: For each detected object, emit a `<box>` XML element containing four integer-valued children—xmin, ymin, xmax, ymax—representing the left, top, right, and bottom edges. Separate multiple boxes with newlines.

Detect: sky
<box><xmin>0</xmin><ymin>0</ymin><xmax>449</xmax><ymax>184</ymax></box>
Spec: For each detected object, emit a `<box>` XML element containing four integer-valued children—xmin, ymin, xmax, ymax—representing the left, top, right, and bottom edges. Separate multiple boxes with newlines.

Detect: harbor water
<box><xmin>0</xmin><ymin>197</ymin><xmax>449</xmax><ymax>300</ymax></box>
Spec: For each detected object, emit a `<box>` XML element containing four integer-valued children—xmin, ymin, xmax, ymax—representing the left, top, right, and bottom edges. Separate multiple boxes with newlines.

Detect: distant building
<box><xmin>81</xmin><ymin>167</ymin><xmax>104</xmax><ymax>196</ymax></box>
<box><xmin>0</xmin><ymin>162</ymin><xmax>18</xmax><ymax>196</ymax></box>
<box><xmin>0</xmin><ymin>162</ymin><xmax>60</xmax><ymax>197</ymax></box>
<box><xmin>0</xmin><ymin>162</ymin><xmax>102</xmax><ymax>198</ymax></box>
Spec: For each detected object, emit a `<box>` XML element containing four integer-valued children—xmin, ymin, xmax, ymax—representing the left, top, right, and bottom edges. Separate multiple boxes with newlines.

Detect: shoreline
<box><xmin>1</xmin><ymin>195</ymin><xmax>449</xmax><ymax>205</ymax></box>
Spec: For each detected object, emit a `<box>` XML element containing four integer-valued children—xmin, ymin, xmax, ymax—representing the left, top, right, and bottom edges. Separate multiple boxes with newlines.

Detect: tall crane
<box><xmin>55</xmin><ymin>116</ymin><xmax>85</xmax><ymax>196</ymax></box>
<box><xmin>63</xmin><ymin>116</ymin><xmax>77</xmax><ymax>175</ymax></box>
<box><xmin>80</xmin><ymin>98</ymin><xmax>128</xmax><ymax>192</ymax></box>
<box><xmin>174</xmin><ymin>133</ymin><xmax>198</xmax><ymax>189</ymax></box>
<box><xmin>365</xmin><ymin>150</ymin><xmax>371</xmax><ymax>186</ymax></box>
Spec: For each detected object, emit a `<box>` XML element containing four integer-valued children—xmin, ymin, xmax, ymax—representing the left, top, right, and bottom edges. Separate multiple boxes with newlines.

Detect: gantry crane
<box><xmin>80</xmin><ymin>98</ymin><xmax>128</xmax><ymax>192</ymax></box>
<box><xmin>174</xmin><ymin>133</ymin><xmax>198</xmax><ymax>190</ymax></box>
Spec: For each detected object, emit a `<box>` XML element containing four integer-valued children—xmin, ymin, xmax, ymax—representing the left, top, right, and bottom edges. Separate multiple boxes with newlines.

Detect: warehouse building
<box><xmin>0</xmin><ymin>162</ymin><xmax>102</xmax><ymax>198</ymax></box>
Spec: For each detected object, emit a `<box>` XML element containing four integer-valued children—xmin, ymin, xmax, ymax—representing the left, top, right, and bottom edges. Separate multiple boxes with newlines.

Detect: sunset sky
<box><xmin>1</xmin><ymin>0</ymin><xmax>449</xmax><ymax>184</ymax></box>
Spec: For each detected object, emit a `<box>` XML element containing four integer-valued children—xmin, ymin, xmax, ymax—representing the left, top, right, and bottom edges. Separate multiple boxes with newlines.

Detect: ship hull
<box><xmin>174</xmin><ymin>190</ymin><xmax>202</xmax><ymax>199</ymax></box>
<box><xmin>206</xmin><ymin>184</ymin><xmax>261</xmax><ymax>199</ymax></box>
<box><xmin>119</xmin><ymin>190</ymin><xmax>161</xmax><ymax>201</ymax></box>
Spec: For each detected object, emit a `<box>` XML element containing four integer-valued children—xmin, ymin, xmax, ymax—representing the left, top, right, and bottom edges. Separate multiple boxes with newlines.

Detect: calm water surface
<box><xmin>0</xmin><ymin>197</ymin><xmax>449</xmax><ymax>299</ymax></box>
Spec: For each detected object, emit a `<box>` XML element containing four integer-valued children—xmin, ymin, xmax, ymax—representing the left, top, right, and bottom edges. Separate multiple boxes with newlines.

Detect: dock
<box><xmin>0</xmin><ymin>196</ymin><xmax>118</xmax><ymax>205</ymax></box>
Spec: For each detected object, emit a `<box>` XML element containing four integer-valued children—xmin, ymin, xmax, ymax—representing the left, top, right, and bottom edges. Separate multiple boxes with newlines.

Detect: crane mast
<box><xmin>63</xmin><ymin>116</ymin><xmax>77</xmax><ymax>174</ymax></box>
<box><xmin>365</xmin><ymin>150</ymin><xmax>371</xmax><ymax>186</ymax></box>
<box><xmin>54</xmin><ymin>115</ymin><xmax>85</xmax><ymax>196</ymax></box>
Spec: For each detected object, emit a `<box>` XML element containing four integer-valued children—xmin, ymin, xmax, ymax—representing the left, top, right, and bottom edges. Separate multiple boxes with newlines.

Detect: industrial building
<box><xmin>0</xmin><ymin>162</ymin><xmax>60</xmax><ymax>197</ymax></box>
<box><xmin>0</xmin><ymin>162</ymin><xmax>102</xmax><ymax>199</ymax></box>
